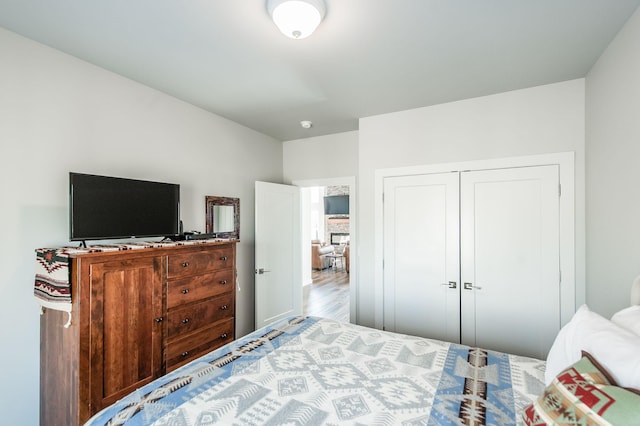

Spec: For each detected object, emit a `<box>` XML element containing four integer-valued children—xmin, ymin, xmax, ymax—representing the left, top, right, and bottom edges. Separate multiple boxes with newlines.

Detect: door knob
<box><xmin>441</xmin><ymin>281</ymin><xmax>457</xmax><ymax>289</ymax></box>
<box><xmin>463</xmin><ymin>282</ymin><xmax>482</xmax><ymax>290</ymax></box>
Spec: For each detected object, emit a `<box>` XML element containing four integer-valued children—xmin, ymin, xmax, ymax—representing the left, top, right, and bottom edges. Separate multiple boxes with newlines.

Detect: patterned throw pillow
<box><xmin>523</xmin><ymin>352</ymin><xmax>640</xmax><ymax>425</ymax></box>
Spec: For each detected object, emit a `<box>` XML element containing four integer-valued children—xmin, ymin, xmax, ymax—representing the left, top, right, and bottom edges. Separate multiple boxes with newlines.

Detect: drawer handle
<box><xmin>181</xmin><ymin>351</ymin><xmax>189</xmax><ymax>358</ymax></box>
<box><xmin>181</xmin><ymin>289</ymin><xmax>189</xmax><ymax>294</ymax></box>
<box><xmin>220</xmin><ymin>305</ymin><xmax>228</xmax><ymax>310</ymax></box>
<box><xmin>154</xmin><ymin>317</ymin><xmax>164</xmax><ymax>323</ymax></box>
<box><xmin>182</xmin><ymin>262</ymin><xmax>189</xmax><ymax>268</ymax></box>
<box><xmin>181</xmin><ymin>318</ymin><xmax>190</xmax><ymax>324</ymax></box>
<box><xmin>220</xmin><ymin>333</ymin><xmax>228</xmax><ymax>339</ymax></box>
<box><xmin>220</xmin><ymin>256</ymin><xmax>228</xmax><ymax>261</ymax></box>
<box><xmin>220</xmin><ymin>280</ymin><xmax>227</xmax><ymax>285</ymax></box>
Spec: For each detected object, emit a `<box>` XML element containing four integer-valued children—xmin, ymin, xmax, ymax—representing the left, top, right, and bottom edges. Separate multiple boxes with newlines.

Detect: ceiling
<box><xmin>1</xmin><ymin>1</ymin><xmax>639</xmax><ymax>141</ymax></box>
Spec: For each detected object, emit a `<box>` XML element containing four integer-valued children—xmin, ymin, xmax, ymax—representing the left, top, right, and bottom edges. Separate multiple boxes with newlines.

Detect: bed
<box><xmin>86</xmin><ymin>279</ymin><xmax>640</xmax><ymax>426</ymax></box>
<box><xmin>85</xmin><ymin>316</ymin><xmax>546</xmax><ymax>425</ymax></box>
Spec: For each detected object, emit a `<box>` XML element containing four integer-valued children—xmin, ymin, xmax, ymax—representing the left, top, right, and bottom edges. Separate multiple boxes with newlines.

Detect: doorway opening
<box><xmin>295</xmin><ymin>177</ymin><xmax>356</xmax><ymax>323</ymax></box>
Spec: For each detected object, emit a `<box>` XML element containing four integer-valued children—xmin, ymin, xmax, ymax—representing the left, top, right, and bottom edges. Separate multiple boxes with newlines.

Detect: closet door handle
<box><xmin>441</xmin><ymin>281</ymin><xmax>457</xmax><ymax>289</ymax></box>
<box><xmin>463</xmin><ymin>282</ymin><xmax>482</xmax><ymax>290</ymax></box>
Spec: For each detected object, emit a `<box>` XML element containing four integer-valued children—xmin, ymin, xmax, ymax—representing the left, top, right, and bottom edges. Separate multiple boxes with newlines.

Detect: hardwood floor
<box><xmin>304</xmin><ymin>267</ymin><xmax>350</xmax><ymax>322</ymax></box>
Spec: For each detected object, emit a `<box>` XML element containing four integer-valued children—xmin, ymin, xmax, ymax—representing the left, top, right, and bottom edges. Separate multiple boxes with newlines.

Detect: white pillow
<box><xmin>545</xmin><ymin>304</ymin><xmax>640</xmax><ymax>389</ymax></box>
<box><xmin>611</xmin><ymin>305</ymin><xmax>640</xmax><ymax>336</ymax></box>
<box><xmin>544</xmin><ymin>304</ymin><xmax>588</xmax><ymax>385</ymax></box>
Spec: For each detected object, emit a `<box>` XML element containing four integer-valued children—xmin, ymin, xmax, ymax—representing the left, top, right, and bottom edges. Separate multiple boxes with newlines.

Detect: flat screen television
<box><xmin>69</xmin><ymin>172</ymin><xmax>180</xmax><ymax>242</ymax></box>
<box><xmin>323</xmin><ymin>195</ymin><xmax>349</xmax><ymax>215</ymax></box>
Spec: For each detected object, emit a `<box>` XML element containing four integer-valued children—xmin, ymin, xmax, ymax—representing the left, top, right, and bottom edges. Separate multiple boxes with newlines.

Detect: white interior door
<box><xmin>460</xmin><ymin>165</ymin><xmax>560</xmax><ymax>359</ymax></box>
<box><xmin>383</xmin><ymin>173</ymin><xmax>460</xmax><ymax>342</ymax></box>
<box><xmin>255</xmin><ymin>181</ymin><xmax>301</xmax><ymax>329</ymax></box>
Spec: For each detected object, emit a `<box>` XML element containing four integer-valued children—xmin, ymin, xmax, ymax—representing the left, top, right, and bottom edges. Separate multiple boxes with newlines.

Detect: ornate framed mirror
<box><xmin>205</xmin><ymin>196</ymin><xmax>240</xmax><ymax>239</ymax></box>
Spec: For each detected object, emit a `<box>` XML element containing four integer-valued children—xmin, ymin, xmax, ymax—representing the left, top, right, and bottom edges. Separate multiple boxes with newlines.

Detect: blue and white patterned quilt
<box><xmin>86</xmin><ymin>316</ymin><xmax>545</xmax><ymax>425</ymax></box>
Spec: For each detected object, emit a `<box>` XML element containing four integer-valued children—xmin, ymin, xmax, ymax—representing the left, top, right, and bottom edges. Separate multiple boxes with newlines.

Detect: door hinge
<box><xmin>558</xmin><ymin>184</ymin><xmax>561</xmax><ymax>197</ymax></box>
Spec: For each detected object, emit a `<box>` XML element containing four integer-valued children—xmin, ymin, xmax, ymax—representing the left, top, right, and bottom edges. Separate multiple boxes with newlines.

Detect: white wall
<box><xmin>358</xmin><ymin>80</ymin><xmax>587</xmax><ymax>327</ymax></box>
<box><xmin>0</xmin><ymin>27</ymin><xmax>282</xmax><ymax>424</ymax></box>
<box><xmin>586</xmin><ymin>8</ymin><xmax>640</xmax><ymax>317</ymax></box>
<box><xmin>282</xmin><ymin>131</ymin><xmax>359</xmax><ymax>182</ymax></box>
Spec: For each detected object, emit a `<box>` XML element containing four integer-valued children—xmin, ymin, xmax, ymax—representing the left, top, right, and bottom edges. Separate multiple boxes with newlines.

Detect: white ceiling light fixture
<box><xmin>267</xmin><ymin>0</ymin><xmax>326</xmax><ymax>39</ymax></box>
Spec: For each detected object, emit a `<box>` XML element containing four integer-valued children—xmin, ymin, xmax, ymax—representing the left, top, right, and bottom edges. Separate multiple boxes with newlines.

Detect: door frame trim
<box><xmin>374</xmin><ymin>152</ymin><xmax>577</xmax><ymax>329</ymax></box>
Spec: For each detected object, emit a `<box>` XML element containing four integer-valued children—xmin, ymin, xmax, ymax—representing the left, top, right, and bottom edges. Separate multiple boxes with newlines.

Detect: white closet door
<box><xmin>460</xmin><ymin>165</ymin><xmax>560</xmax><ymax>359</ymax></box>
<box><xmin>383</xmin><ymin>173</ymin><xmax>460</xmax><ymax>342</ymax></box>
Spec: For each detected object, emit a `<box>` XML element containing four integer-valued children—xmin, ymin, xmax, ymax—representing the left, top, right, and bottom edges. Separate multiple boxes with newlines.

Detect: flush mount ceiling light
<box><xmin>267</xmin><ymin>0</ymin><xmax>326</xmax><ymax>39</ymax></box>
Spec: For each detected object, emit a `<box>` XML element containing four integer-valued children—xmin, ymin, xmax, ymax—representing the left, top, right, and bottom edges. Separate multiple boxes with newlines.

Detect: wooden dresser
<box><xmin>39</xmin><ymin>241</ymin><xmax>237</xmax><ymax>425</ymax></box>
<box><xmin>165</xmin><ymin>244</ymin><xmax>235</xmax><ymax>371</ymax></box>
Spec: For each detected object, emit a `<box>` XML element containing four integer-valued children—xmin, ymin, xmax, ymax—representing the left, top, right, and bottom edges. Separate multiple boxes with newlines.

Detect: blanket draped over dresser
<box><xmin>34</xmin><ymin>248</ymin><xmax>74</xmax><ymax>327</ymax></box>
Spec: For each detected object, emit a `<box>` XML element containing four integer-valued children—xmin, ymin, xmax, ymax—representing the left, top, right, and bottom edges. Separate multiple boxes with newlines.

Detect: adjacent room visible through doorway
<box><xmin>298</xmin><ymin>180</ymin><xmax>355</xmax><ymax>323</ymax></box>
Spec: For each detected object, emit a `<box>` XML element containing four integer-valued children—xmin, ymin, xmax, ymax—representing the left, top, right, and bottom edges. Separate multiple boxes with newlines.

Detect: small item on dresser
<box><xmin>184</xmin><ymin>232</ymin><xmax>217</xmax><ymax>240</ymax></box>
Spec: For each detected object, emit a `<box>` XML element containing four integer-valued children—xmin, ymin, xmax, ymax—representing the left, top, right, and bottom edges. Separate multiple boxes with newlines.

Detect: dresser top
<box><xmin>40</xmin><ymin>238</ymin><xmax>239</xmax><ymax>259</ymax></box>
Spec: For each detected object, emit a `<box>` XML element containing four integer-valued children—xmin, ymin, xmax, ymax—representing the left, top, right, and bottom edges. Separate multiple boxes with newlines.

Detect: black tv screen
<box><xmin>323</xmin><ymin>195</ymin><xmax>349</xmax><ymax>215</ymax></box>
<box><xmin>69</xmin><ymin>172</ymin><xmax>180</xmax><ymax>241</ymax></box>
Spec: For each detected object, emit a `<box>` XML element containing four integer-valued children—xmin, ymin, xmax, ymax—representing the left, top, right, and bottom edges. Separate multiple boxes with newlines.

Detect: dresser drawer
<box><xmin>165</xmin><ymin>318</ymin><xmax>234</xmax><ymax>372</ymax></box>
<box><xmin>167</xmin><ymin>246</ymin><xmax>234</xmax><ymax>279</ymax></box>
<box><xmin>167</xmin><ymin>293</ymin><xmax>234</xmax><ymax>338</ymax></box>
<box><xmin>167</xmin><ymin>270</ymin><xmax>233</xmax><ymax>309</ymax></box>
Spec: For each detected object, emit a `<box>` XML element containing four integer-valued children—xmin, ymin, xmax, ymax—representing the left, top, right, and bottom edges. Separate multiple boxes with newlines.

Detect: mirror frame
<box><xmin>205</xmin><ymin>196</ymin><xmax>240</xmax><ymax>239</ymax></box>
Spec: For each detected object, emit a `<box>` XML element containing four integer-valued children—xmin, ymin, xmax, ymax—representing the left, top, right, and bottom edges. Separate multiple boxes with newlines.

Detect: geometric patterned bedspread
<box><xmin>85</xmin><ymin>316</ymin><xmax>545</xmax><ymax>426</ymax></box>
